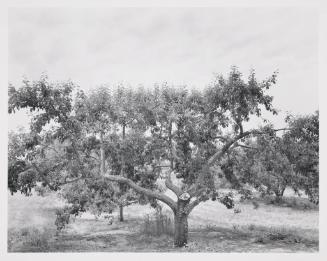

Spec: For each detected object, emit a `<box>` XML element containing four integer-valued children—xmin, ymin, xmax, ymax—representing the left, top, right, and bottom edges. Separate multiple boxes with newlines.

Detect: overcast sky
<box><xmin>8</xmin><ymin>7</ymin><xmax>318</xmax><ymax>130</ymax></box>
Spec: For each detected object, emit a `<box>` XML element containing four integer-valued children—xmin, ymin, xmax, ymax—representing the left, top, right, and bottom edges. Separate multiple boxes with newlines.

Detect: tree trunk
<box><xmin>100</xmin><ymin>132</ymin><xmax>105</xmax><ymax>176</ymax></box>
<box><xmin>274</xmin><ymin>187</ymin><xmax>285</xmax><ymax>203</ymax></box>
<box><xmin>119</xmin><ymin>124</ymin><xmax>126</xmax><ymax>222</ymax></box>
<box><xmin>174</xmin><ymin>212</ymin><xmax>188</xmax><ymax>247</ymax></box>
<box><xmin>173</xmin><ymin>200</ymin><xmax>189</xmax><ymax>247</ymax></box>
<box><xmin>275</xmin><ymin>194</ymin><xmax>282</xmax><ymax>203</ymax></box>
<box><xmin>119</xmin><ymin>204</ymin><xmax>124</xmax><ymax>222</ymax></box>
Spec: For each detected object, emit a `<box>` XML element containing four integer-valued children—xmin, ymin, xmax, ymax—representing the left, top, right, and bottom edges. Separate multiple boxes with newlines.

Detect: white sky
<box><xmin>8</xmin><ymin>7</ymin><xmax>318</xmax><ymax>131</ymax></box>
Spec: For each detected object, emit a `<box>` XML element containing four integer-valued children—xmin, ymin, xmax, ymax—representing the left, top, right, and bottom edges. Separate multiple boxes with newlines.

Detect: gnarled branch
<box><xmin>165</xmin><ymin>171</ymin><xmax>183</xmax><ymax>197</ymax></box>
<box><xmin>233</xmin><ymin>143</ymin><xmax>258</xmax><ymax>150</ymax></box>
<box><xmin>104</xmin><ymin>173</ymin><xmax>177</xmax><ymax>211</ymax></box>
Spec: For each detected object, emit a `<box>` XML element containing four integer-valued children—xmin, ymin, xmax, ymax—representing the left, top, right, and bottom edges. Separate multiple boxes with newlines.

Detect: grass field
<box><xmin>7</xmin><ymin>190</ymin><xmax>319</xmax><ymax>252</ymax></box>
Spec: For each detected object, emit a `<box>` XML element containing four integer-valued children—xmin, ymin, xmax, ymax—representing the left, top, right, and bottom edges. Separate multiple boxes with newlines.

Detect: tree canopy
<box><xmin>8</xmin><ymin>67</ymin><xmax>318</xmax><ymax>247</ymax></box>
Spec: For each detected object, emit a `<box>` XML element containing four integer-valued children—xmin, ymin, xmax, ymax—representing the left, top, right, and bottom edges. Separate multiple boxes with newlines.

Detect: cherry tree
<box><xmin>9</xmin><ymin>67</ymin><xmax>285</xmax><ymax>247</ymax></box>
<box><xmin>284</xmin><ymin>111</ymin><xmax>319</xmax><ymax>203</ymax></box>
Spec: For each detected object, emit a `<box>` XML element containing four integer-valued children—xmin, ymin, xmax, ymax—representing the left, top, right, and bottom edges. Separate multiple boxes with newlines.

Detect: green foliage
<box><xmin>8</xmin><ymin>130</ymin><xmax>38</xmax><ymax>195</ymax></box>
<box><xmin>284</xmin><ymin>111</ymin><xmax>319</xmax><ymax>203</ymax></box>
<box><xmin>8</xmin><ymin>68</ymin><xmax>304</xmax><ymax>216</ymax></box>
<box><xmin>231</xmin><ymin>126</ymin><xmax>298</xmax><ymax>201</ymax></box>
<box><xmin>8</xmin><ymin>159</ymin><xmax>26</xmax><ymax>195</ymax></box>
<box><xmin>231</xmin><ymin>111</ymin><xmax>319</xmax><ymax>204</ymax></box>
<box><xmin>9</xmin><ymin>75</ymin><xmax>74</xmax><ymax>133</ymax></box>
<box><xmin>75</xmin><ymin>87</ymin><xmax>116</xmax><ymax>134</ymax></box>
<box><xmin>210</xmin><ymin>67</ymin><xmax>278</xmax><ymax>124</ymax></box>
<box><xmin>59</xmin><ymin>179</ymin><xmax>116</xmax><ymax>218</ymax></box>
<box><xmin>218</xmin><ymin>193</ymin><xmax>235</xmax><ymax>209</ymax></box>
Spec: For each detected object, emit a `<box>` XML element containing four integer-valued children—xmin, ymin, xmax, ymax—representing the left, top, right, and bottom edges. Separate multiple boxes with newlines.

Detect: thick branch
<box><xmin>168</xmin><ymin>120</ymin><xmax>174</xmax><ymax>169</ymax></box>
<box><xmin>31</xmin><ymin>162</ymin><xmax>87</xmax><ymax>189</ymax></box>
<box><xmin>213</xmin><ymin>136</ymin><xmax>228</xmax><ymax>142</ymax></box>
<box><xmin>104</xmin><ymin>174</ymin><xmax>177</xmax><ymax>211</ymax></box>
<box><xmin>122</xmin><ymin>199</ymin><xmax>139</xmax><ymax>207</ymax></box>
<box><xmin>207</xmin><ymin>136</ymin><xmax>245</xmax><ymax>167</ymax></box>
<box><xmin>62</xmin><ymin>176</ymin><xmax>85</xmax><ymax>185</ymax></box>
<box><xmin>100</xmin><ymin>132</ymin><xmax>105</xmax><ymax>176</ymax></box>
<box><xmin>234</xmin><ymin>143</ymin><xmax>258</xmax><ymax>150</ymax></box>
<box><xmin>165</xmin><ymin>171</ymin><xmax>183</xmax><ymax>196</ymax></box>
<box><xmin>207</xmin><ymin>128</ymin><xmax>289</xmax><ymax>167</ymax></box>
<box><xmin>235</xmin><ymin>117</ymin><xmax>244</xmax><ymax>135</ymax></box>
<box><xmin>239</xmin><ymin>123</ymin><xmax>244</xmax><ymax>135</ymax></box>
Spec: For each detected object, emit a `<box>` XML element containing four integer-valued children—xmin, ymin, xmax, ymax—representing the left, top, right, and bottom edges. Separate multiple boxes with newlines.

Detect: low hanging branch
<box><xmin>103</xmin><ymin>173</ymin><xmax>177</xmax><ymax>211</ymax></box>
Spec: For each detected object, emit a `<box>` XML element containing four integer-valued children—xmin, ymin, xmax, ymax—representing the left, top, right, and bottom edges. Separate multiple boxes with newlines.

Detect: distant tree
<box><xmin>8</xmin><ymin>129</ymin><xmax>33</xmax><ymax>195</ymax></box>
<box><xmin>233</xmin><ymin>127</ymin><xmax>296</xmax><ymax>202</ymax></box>
<box><xmin>9</xmin><ymin>67</ymin><xmax>286</xmax><ymax>247</ymax></box>
<box><xmin>284</xmin><ymin>111</ymin><xmax>319</xmax><ymax>203</ymax></box>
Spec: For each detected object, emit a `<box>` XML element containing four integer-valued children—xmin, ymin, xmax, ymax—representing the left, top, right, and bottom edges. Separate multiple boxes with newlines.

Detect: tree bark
<box><xmin>100</xmin><ymin>132</ymin><xmax>105</xmax><ymax>176</ymax></box>
<box><xmin>119</xmin><ymin>204</ymin><xmax>124</xmax><ymax>222</ymax></box>
<box><xmin>173</xmin><ymin>199</ymin><xmax>190</xmax><ymax>247</ymax></box>
<box><xmin>119</xmin><ymin>124</ymin><xmax>126</xmax><ymax>221</ymax></box>
<box><xmin>274</xmin><ymin>187</ymin><xmax>285</xmax><ymax>203</ymax></box>
<box><xmin>174</xmin><ymin>213</ymin><xmax>188</xmax><ymax>247</ymax></box>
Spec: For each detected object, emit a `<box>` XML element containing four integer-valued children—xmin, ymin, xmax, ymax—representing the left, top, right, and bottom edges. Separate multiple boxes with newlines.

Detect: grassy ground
<box><xmin>7</xmin><ymin>190</ymin><xmax>319</xmax><ymax>252</ymax></box>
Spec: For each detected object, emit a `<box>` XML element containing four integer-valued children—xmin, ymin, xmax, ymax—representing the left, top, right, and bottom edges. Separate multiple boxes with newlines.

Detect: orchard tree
<box><xmin>9</xmin><ymin>67</ymin><xmax>286</xmax><ymax>247</ymax></box>
<box><xmin>229</xmin><ymin>112</ymin><xmax>319</xmax><ymax>204</ymax></box>
<box><xmin>284</xmin><ymin>111</ymin><xmax>319</xmax><ymax>203</ymax></box>
<box><xmin>232</xmin><ymin>127</ymin><xmax>295</xmax><ymax>202</ymax></box>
